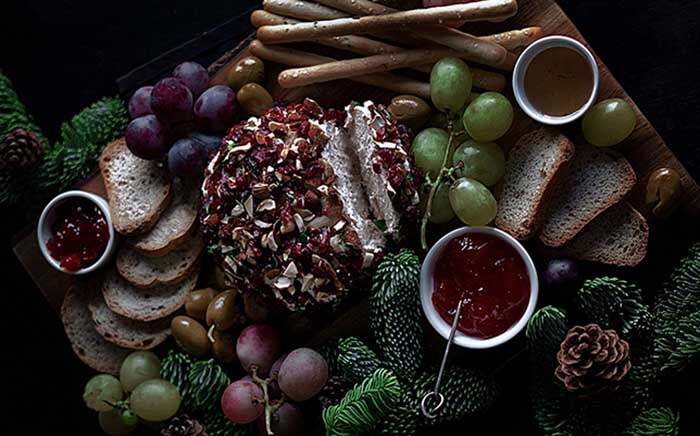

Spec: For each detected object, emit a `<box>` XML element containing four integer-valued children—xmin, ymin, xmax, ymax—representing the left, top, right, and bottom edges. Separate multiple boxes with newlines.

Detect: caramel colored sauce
<box><xmin>524</xmin><ymin>47</ymin><xmax>594</xmax><ymax>116</ymax></box>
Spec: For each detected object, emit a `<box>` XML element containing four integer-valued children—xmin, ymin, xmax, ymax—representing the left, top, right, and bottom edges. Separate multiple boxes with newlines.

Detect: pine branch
<box><xmin>576</xmin><ymin>277</ymin><xmax>647</xmax><ymax>337</ymax></box>
<box><xmin>654</xmin><ymin>310</ymin><xmax>700</xmax><ymax>372</ymax></box>
<box><xmin>187</xmin><ymin>359</ymin><xmax>231</xmax><ymax>414</ymax></box>
<box><xmin>623</xmin><ymin>407</ymin><xmax>680</xmax><ymax>436</ymax></box>
<box><xmin>336</xmin><ymin>337</ymin><xmax>382</xmax><ymax>383</ymax></box>
<box><xmin>653</xmin><ymin>243</ymin><xmax>700</xmax><ymax>327</ymax></box>
<box><xmin>370</xmin><ymin>249</ymin><xmax>423</xmax><ymax>380</ymax></box>
<box><xmin>323</xmin><ymin>368</ymin><xmax>401</xmax><ymax>436</ymax></box>
<box><xmin>161</xmin><ymin>350</ymin><xmax>194</xmax><ymax>399</ymax></box>
<box><xmin>526</xmin><ymin>306</ymin><xmax>569</xmax><ymax>365</ymax></box>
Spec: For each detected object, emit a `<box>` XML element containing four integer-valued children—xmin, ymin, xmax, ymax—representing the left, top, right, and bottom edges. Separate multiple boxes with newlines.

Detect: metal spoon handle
<box><xmin>420</xmin><ymin>297</ymin><xmax>464</xmax><ymax>419</ymax></box>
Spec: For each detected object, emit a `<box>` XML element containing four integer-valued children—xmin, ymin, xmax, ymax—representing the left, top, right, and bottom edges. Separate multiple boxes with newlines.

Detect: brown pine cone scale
<box><xmin>161</xmin><ymin>414</ymin><xmax>208</xmax><ymax>436</ymax></box>
<box><xmin>554</xmin><ymin>323</ymin><xmax>632</xmax><ymax>394</ymax></box>
<box><xmin>0</xmin><ymin>128</ymin><xmax>45</xmax><ymax>174</ymax></box>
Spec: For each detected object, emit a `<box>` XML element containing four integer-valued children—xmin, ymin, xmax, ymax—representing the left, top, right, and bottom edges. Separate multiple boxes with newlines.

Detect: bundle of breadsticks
<box><xmin>249</xmin><ymin>0</ymin><xmax>543</xmax><ymax>98</ymax></box>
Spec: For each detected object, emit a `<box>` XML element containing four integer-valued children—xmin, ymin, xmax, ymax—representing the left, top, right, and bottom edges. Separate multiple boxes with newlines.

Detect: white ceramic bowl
<box><xmin>420</xmin><ymin>227</ymin><xmax>539</xmax><ymax>349</ymax></box>
<box><xmin>512</xmin><ymin>35</ymin><xmax>600</xmax><ymax>125</ymax></box>
<box><xmin>37</xmin><ymin>190</ymin><xmax>116</xmax><ymax>275</ymax></box>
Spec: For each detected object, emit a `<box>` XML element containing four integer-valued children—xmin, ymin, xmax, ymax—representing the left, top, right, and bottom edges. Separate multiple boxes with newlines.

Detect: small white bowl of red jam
<box><xmin>37</xmin><ymin>190</ymin><xmax>116</xmax><ymax>275</ymax></box>
<box><xmin>420</xmin><ymin>227</ymin><xmax>539</xmax><ymax>349</ymax></box>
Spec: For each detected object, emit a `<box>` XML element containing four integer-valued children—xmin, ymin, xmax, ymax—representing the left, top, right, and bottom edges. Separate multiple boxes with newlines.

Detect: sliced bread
<box><xmin>102</xmin><ymin>269</ymin><xmax>198</xmax><ymax>321</ymax></box>
<box><xmin>129</xmin><ymin>178</ymin><xmax>200</xmax><ymax>257</ymax></box>
<box><xmin>99</xmin><ymin>138</ymin><xmax>172</xmax><ymax>236</ymax></box>
<box><xmin>61</xmin><ymin>285</ymin><xmax>130</xmax><ymax>375</ymax></box>
<box><xmin>539</xmin><ymin>142</ymin><xmax>637</xmax><ymax>247</ymax></box>
<box><xmin>89</xmin><ymin>291</ymin><xmax>171</xmax><ymax>350</ymax></box>
<box><xmin>495</xmin><ymin>128</ymin><xmax>575</xmax><ymax>240</ymax></box>
<box><xmin>556</xmin><ymin>202</ymin><xmax>649</xmax><ymax>267</ymax></box>
<box><xmin>117</xmin><ymin>235</ymin><xmax>204</xmax><ymax>288</ymax></box>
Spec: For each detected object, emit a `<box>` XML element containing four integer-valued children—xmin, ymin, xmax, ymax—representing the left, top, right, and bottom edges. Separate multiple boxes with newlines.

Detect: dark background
<box><xmin>2</xmin><ymin>0</ymin><xmax>700</xmax><ymax>434</ymax></box>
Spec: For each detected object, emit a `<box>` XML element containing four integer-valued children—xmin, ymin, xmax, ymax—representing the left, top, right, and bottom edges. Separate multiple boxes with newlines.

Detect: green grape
<box><xmin>452</xmin><ymin>139</ymin><xmax>505</xmax><ymax>186</ymax></box>
<box><xmin>121</xmin><ymin>409</ymin><xmax>139</xmax><ymax>427</ymax></box>
<box><xmin>83</xmin><ymin>374</ymin><xmax>124</xmax><ymax>412</ymax></box>
<box><xmin>412</xmin><ymin>128</ymin><xmax>450</xmax><ymax>178</ymax></box>
<box><xmin>99</xmin><ymin>409</ymin><xmax>138</xmax><ymax>436</ymax></box>
<box><xmin>449</xmin><ymin>177</ymin><xmax>497</xmax><ymax>226</ymax></box>
<box><xmin>120</xmin><ymin>351</ymin><xmax>161</xmax><ymax>392</ymax></box>
<box><xmin>130</xmin><ymin>379</ymin><xmax>181</xmax><ymax>422</ymax></box>
<box><xmin>582</xmin><ymin>98</ymin><xmax>636</xmax><ymax>146</ymax></box>
<box><xmin>428</xmin><ymin>182</ymin><xmax>455</xmax><ymax>224</ymax></box>
<box><xmin>430</xmin><ymin>57</ymin><xmax>473</xmax><ymax>113</ymax></box>
<box><xmin>462</xmin><ymin>92</ymin><xmax>514</xmax><ymax>142</ymax></box>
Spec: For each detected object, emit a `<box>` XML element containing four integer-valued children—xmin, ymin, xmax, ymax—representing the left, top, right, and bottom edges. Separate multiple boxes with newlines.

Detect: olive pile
<box><xmin>227</xmin><ymin>55</ymin><xmax>275</xmax><ymax>117</ymax></box>
<box><xmin>172</xmin><ymin>287</ymin><xmax>270</xmax><ymax>363</ymax></box>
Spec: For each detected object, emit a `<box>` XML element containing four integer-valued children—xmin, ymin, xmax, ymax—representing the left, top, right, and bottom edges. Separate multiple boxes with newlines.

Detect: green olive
<box><xmin>237</xmin><ymin>83</ymin><xmax>274</xmax><ymax>117</ymax></box>
<box><xmin>185</xmin><ymin>288</ymin><xmax>218</xmax><ymax>321</ymax></box>
<box><xmin>646</xmin><ymin>167</ymin><xmax>682</xmax><ymax>219</ymax></box>
<box><xmin>227</xmin><ymin>56</ymin><xmax>266</xmax><ymax>90</ymax></box>
<box><xmin>171</xmin><ymin>316</ymin><xmax>211</xmax><ymax>357</ymax></box>
<box><xmin>243</xmin><ymin>291</ymin><xmax>270</xmax><ymax>323</ymax></box>
<box><xmin>211</xmin><ymin>329</ymin><xmax>237</xmax><ymax>363</ymax></box>
<box><xmin>206</xmin><ymin>290</ymin><xmax>239</xmax><ymax>331</ymax></box>
<box><xmin>388</xmin><ymin>94</ymin><xmax>432</xmax><ymax>129</ymax></box>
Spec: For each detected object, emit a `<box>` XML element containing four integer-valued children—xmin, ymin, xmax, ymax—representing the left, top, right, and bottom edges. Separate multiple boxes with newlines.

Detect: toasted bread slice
<box><xmin>99</xmin><ymin>138</ymin><xmax>172</xmax><ymax>236</ymax></box>
<box><xmin>129</xmin><ymin>178</ymin><xmax>200</xmax><ymax>257</ymax></box>
<box><xmin>61</xmin><ymin>285</ymin><xmax>130</xmax><ymax>375</ymax></box>
<box><xmin>89</xmin><ymin>291</ymin><xmax>171</xmax><ymax>350</ymax></box>
<box><xmin>117</xmin><ymin>235</ymin><xmax>204</xmax><ymax>289</ymax></box>
<box><xmin>102</xmin><ymin>269</ymin><xmax>198</xmax><ymax>321</ymax></box>
<box><xmin>539</xmin><ymin>142</ymin><xmax>637</xmax><ymax>247</ymax></box>
<box><xmin>496</xmin><ymin>128</ymin><xmax>575</xmax><ymax>240</ymax></box>
<box><xmin>557</xmin><ymin>202</ymin><xmax>649</xmax><ymax>267</ymax></box>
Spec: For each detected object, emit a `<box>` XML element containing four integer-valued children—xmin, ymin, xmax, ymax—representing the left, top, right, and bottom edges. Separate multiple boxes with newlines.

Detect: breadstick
<box><xmin>248</xmin><ymin>41</ymin><xmax>431</xmax><ymax>99</ymax></box>
<box><xmin>263</xmin><ymin>0</ymin><xmax>346</xmax><ymax>20</ymax></box>
<box><xmin>276</xmin><ymin>48</ymin><xmax>458</xmax><ymax>88</ymax></box>
<box><xmin>251</xmin><ymin>10</ymin><xmax>507</xmax><ymax>91</ymax></box>
<box><xmin>256</xmin><ymin>0</ymin><xmax>519</xmax><ymax>44</ymax></box>
<box><xmin>482</xmin><ymin>27</ymin><xmax>543</xmax><ymax>50</ymax></box>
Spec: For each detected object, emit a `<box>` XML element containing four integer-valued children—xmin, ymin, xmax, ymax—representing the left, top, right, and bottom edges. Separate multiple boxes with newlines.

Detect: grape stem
<box><xmin>420</xmin><ymin>120</ymin><xmax>457</xmax><ymax>250</ymax></box>
<box><xmin>251</xmin><ymin>366</ymin><xmax>283</xmax><ymax>436</ymax></box>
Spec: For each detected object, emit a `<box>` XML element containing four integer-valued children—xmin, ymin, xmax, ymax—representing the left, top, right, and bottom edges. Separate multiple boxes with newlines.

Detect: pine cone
<box><xmin>0</xmin><ymin>128</ymin><xmax>44</xmax><ymax>174</ymax></box>
<box><xmin>555</xmin><ymin>324</ymin><xmax>632</xmax><ymax>394</ymax></box>
<box><xmin>318</xmin><ymin>376</ymin><xmax>353</xmax><ymax>409</ymax></box>
<box><xmin>161</xmin><ymin>414</ymin><xmax>208</xmax><ymax>436</ymax></box>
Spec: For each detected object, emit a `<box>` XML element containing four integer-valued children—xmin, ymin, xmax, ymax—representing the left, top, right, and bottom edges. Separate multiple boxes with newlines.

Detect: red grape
<box><xmin>270</xmin><ymin>353</ymin><xmax>289</xmax><ymax>380</ymax></box>
<box><xmin>173</xmin><ymin>62</ymin><xmax>210</xmax><ymax>98</ymax></box>
<box><xmin>125</xmin><ymin>115</ymin><xmax>168</xmax><ymax>160</ymax></box>
<box><xmin>277</xmin><ymin>348</ymin><xmax>328</xmax><ymax>402</ymax></box>
<box><xmin>236</xmin><ymin>324</ymin><xmax>281</xmax><ymax>374</ymax></box>
<box><xmin>194</xmin><ymin>85</ymin><xmax>238</xmax><ymax>133</ymax></box>
<box><xmin>256</xmin><ymin>402</ymin><xmax>304</xmax><ymax>436</ymax></box>
<box><xmin>151</xmin><ymin>77</ymin><xmax>194</xmax><ymax>123</ymax></box>
<box><xmin>128</xmin><ymin>86</ymin><xmax>153</xmax><ymax>119</ymax></box>
<box><xmin>221</xmin><ymin>380</ymin><xmax>265</xmax><ymax>424</ymax></box>
<box><xmin>168</xmin><ymin>137</ymin><xmax>208</xmax><ymax>177</ymax></box>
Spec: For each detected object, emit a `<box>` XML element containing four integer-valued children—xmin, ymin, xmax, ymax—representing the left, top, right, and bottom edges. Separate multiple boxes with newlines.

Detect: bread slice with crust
<box><xmin>102</xmin><ymin>269</ymin><xmax>198</xmax><ymax>321</ymax></box>
<box><xmin>89</xmin><ymin>291</ymin><xmax>171</xmax><ymax>350</ymax></box>
<box><xmin>61</xmin><ymin>285</ymin><xmax>130</xmax><ymax>375</ymax></box>
<box><xmin>99</xmin><ymin>138</ymin><xmax>172</xmax><ymax>236</ymax></box>
<box><xmin>129</xmin><ymin>178</ymin><xmax>200</xmax><ymax>257</ymax></box>
<box><xmin>496</xmin><ymin>128</ymin><xmax>575</xmax><ymax>240</ymax></box>
<box><xmin>539</xmin><ymin>142</ymin><xmax>637</xmax><ymax>247</ymax></box>
<box><xmin>116</xmin><ymin>235</ymin><xmax>204</xmax><ymax>289</ymax></box>
<box><xmin>556</xmin><ymin>202</ymin><xmax>649</xmax><ymax>267</ymax></box>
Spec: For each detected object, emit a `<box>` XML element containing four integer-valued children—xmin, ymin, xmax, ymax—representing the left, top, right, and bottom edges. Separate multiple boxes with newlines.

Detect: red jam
<box><xmin>431</xmin><ymin>232</ymin><xmax>530</xmax><ymax>339</ymax></box>
<box><xmin>46</xmin><ymin>198</ymin><xmax>109</xmax><ymax>272</ymax></box>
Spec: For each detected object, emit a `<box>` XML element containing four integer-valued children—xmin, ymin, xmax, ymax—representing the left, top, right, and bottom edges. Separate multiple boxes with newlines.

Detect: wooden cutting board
<box><xmin>13</xmin><ymin>0</ymin><xmax>700</xmax><ymax>315</ymax></box>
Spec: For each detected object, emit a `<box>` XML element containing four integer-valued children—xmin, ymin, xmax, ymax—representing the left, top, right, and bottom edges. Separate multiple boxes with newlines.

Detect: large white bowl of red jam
<box><xmin>37</xmin><ymin>190</ymin><xmax>116</xmax><ymax>275</ymax></box>
<box><xmin>420</xmin><ymin>227</ymin><xmax>538</xmax><ymax>349</ymax></box>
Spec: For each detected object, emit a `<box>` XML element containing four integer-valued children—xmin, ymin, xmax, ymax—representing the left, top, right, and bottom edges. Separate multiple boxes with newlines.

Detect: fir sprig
<box><xmin>337</xmin><ymin>337</ymin><xmax>382</xmax><ymax>383</ymax></box>
<box><xmin>576</xmin><ymin>277</ymin><xmax>647</xmax><ymax>337</ymax></box>
<box><xmin>323</xmin><ymin>368</ymin><xmax>401</xmax><ymax>436</ymax></box>
<box><xmin>161</xmin><ymin>350</ymin><xmax>194</xmax><ymax>396</ymax></box>
<box><xmin>187</xmin><ymin>359</ymin><xmax>231</xmax><ymax>414</ymax></box>
<box><xmin>623</xmin><ymin>407</ymin><xmax>680</xmax><ymax>436</ymax></box>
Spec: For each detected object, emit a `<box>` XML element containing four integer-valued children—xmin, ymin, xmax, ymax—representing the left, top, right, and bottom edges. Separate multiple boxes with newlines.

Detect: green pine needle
<box><xmin>370</xmin><ymin>249</ymin><xmax>423</xmax><ymax>380</ymax></box>
<box><xmin>160</xmin><ymin>350</ymin><xmax>194</xmax><ymax>399</ymax></box>
<box><xmin>653</xmin><ymin>243</ymin><xmax>700</xmax><ymax>327</ymax></box>
<box><xmin>576</xmin><ymin>277</ymin><xmax>647</xmax><ymax>336</ymax></box>
<box><xmin>526</xmin><ymin>306</ymin><xmax>569</xmax><ymax>364</ymax></box>
<box><xmin>623</xmin><ymin>407</ymin><xmax>680</xmax><ymax>436</ymax></box>
<box><xmin>654</xmin><ymin>310</ymin><xmax>700</xmax><ymax>372</ymax></box>
<box><xmin>323</xmin><ymin>368</ymin><xmax>401</xmax><ymax>436</ymax></box>
<box><xmin>187</xmin><ymin>359</ymin><xmax>231</xmax><ymax>414</ymax></box>
<box><xmin>337</xmin><ymin>337</ymin><xmax>382</xmax><ymax>383</ymax></box>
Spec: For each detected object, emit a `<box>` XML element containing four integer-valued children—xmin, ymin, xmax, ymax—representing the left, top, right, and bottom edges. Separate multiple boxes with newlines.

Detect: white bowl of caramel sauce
<box><xmin>513</xmin><ymin>35</ymin><xmax>599</xmax><ymax>125</ymax></box>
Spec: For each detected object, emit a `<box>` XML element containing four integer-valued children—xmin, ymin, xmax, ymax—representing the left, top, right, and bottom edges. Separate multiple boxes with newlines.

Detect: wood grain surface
<box><xmin>13</xmin><ymin>0</ymin><xmax>700</xmax><ymax>316</ymax></box>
